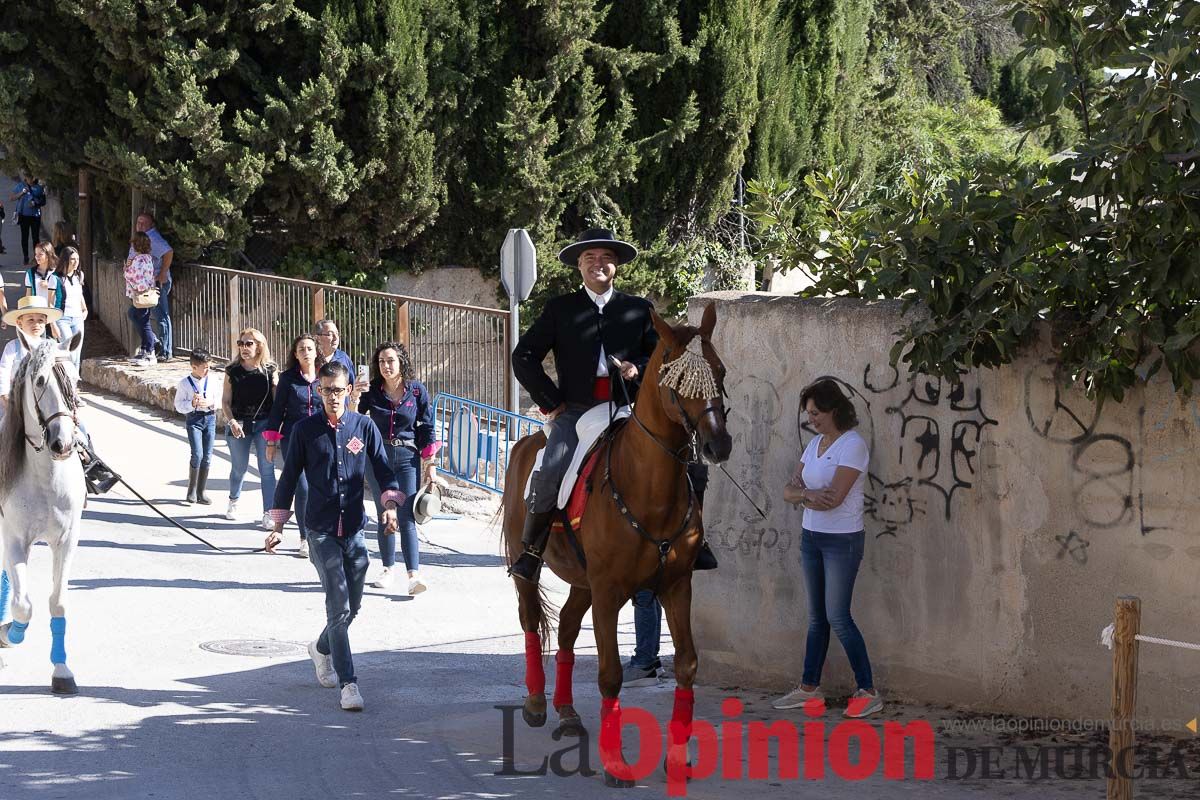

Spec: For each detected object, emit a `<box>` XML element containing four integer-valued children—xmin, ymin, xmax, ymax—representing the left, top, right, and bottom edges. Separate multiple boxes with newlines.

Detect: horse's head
<box><xmin>649</xmin><ymin>303</ymin><xmax>733</xmax><ymax>464</ymax></box>
<box><xmin>15</xmin><ymin>328</ymin><xmax>83</xmax><ymax>460</ymax></box>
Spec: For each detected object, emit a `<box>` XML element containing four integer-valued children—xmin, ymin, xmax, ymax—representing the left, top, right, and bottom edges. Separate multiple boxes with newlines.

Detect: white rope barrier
<box><xmin>1100</xmin><ymin>623</ymin><xmax>1200</xmax><ymax>652</ymax></box>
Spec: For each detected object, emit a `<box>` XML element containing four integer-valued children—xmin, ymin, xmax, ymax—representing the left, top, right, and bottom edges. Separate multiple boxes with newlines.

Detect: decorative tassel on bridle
<box><xmin>658</xmin><ymin>336</ymin><xmax>719</xmax><ymax>399</ymax></box>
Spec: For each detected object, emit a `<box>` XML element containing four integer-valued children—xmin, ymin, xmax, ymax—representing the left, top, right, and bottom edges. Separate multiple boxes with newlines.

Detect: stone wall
<box><xmin>687</xmin><ymin>292</ymin><xmax>1200</xmax><ymax>727</ymax></box>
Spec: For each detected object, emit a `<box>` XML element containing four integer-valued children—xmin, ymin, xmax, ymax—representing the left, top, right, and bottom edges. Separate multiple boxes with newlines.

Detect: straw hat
<box><xmin>3</xmin><ymin>295</ymin><xmax>63</xmax><ymax>326</ymax></box>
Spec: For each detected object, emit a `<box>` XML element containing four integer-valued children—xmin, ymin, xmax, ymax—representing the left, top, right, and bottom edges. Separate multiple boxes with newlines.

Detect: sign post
<box><xmin>500</xmin><ymin>229</ymin><xmax>537</xmax><ymax>420</ymax></box>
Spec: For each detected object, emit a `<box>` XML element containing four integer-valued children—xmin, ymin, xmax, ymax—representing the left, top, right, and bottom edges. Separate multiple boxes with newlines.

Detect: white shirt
<box><xmin>174</xmin><ymin>371</ymin><xmax>223</xmax><ymax>415</ymax></box>
<box><xmin>584</xmin><ymin>284</ymin><xmax>614</xmax><ymax>377</ymax></box>
<box><xmin>798</xmin><ymin>430</ymin><xmax>870</xmax><ymax>533</ymax></box>
<box><xmin>62</xmin><ymin>273</ymin><xmax>86</xmax><ymax>318</ymax></box>
<box><xmin>0</xmin><ymin>338</ymin><xmax>29</xmax><ymax>399</ymax></box>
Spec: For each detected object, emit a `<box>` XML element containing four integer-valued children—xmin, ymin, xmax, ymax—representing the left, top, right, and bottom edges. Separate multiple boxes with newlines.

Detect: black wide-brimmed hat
<box><xmin>557</xmin><ymin>228</ymin><xmax>639</xmax><ymax>266</ymax></box>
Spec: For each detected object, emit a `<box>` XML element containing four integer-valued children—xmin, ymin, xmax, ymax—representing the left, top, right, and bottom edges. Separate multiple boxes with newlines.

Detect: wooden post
<box><xmin>1108</xmin><ymin>596</ymin><xmax>1140</xmax><ymax>800</ymax></box>
<box><xmin>77</xmin><ymin>170</ymin><xmax>92</xmax><ymax>277</ymax></box>
<box><xmin>228</xmin><ymin>275</ymin><xmax>241</xmax><ymax>360</ymax></box>
<box><xmin>131</xmin><ymin>186</ymin><xmax>143</xmax><ymax>236</ymax></box>
<box><xmin>395</xmin><ymin>300</ymin><xmax>410</xmax><ymax>349</ymax></box>
<box><xmin>311</xmin><ymin>287</ymin><xmax>325</xmax><ymax>327</ymax></box>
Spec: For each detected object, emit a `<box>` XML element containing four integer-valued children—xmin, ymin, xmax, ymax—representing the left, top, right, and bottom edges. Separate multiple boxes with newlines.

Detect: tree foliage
<box><xmin>750</xmin><ymin>0</ymin><xmax>1200</xmax><ymax>401</ymax></box>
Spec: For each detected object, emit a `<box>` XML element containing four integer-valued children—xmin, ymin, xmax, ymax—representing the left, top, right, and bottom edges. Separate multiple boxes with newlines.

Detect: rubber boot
<box><xmin>196</xmin><ymin>465</ymin><xmax>212</xmax><ymax>505</ymax></box>
<box><xmin>185</xmin><ymin>467</ymin><xmax>198</xmax><ymax>504</ymax></box>
<box><xmin>508</xmin><ymin>509</ymin><xmax>554</xmax><ymax>583</ymax></box>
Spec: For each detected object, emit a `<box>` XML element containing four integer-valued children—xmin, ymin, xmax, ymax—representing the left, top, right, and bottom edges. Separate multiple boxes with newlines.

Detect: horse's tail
<box><xmin>498</xmin><ymin>493</ymin><xmax>558</xmax><ymax>657</ymax></box>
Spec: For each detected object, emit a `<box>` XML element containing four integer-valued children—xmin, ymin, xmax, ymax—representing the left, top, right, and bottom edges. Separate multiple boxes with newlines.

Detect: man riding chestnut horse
<box><xmin>508</xmin><ymin>229</ymin><xmax>717</xmax><ymax>581</ymax></box>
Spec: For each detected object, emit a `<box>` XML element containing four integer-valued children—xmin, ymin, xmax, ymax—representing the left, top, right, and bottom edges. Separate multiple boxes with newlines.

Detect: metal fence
<box><xmin>431</xmin><ymin>393</ymin><xmax>544</xmax><ymax>493</ymax></box>
<box><xmin>93</xmin><ymin>260</ymin><xmax>513</xmax><ymax>409</ymax></box>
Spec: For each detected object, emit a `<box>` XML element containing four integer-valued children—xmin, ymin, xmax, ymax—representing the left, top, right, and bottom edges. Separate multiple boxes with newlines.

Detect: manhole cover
<box><xmin>199</xmin><ymin>640</ymin><xmax>306</xmax><ymax>657</ymax></box>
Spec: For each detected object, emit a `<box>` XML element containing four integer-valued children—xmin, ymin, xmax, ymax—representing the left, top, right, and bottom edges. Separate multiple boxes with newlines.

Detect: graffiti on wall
<box><xmin>1025</xmin><ymin>359</ymin><xmax>1200</xmax><ymax>564</ymax></box>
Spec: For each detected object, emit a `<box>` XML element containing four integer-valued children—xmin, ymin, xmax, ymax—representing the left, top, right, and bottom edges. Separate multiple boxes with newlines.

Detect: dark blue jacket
<box><xmin>272</xmin><ymin>411</ymin><xmax>399</xmax><ymax>536</ymax></box>
<box><xmin>263</xmin><ymin>366</ymin><xmax>320</xmax><ymax>440</ymax></box>
<box><xmin>357</xmin><ymin>379</ymin><xmax>435</xmax><ymax>452</ymax></box>
<box><xmin>327</xmin><ymin>348</ymin><xmax>356</xmax><ymax>376</ymax></box>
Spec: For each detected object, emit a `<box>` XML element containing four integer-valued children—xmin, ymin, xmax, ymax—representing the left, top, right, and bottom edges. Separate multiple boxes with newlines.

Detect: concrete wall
<box><xmin>386</xmin><ymin>266</ymin><xmax>503</xmax><ymax>310</ymax></box>
<box><xmin>688</xmin><ymin>292</ymin><xmax>1200</xmax><ymax>727</ymax></box>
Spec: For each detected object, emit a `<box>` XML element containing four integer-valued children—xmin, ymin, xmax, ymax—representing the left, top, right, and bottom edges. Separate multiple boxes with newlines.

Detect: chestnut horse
<box><xmin>501</xmin><ymin>303</ymin><xmax>732</xmax><ymax>787</ymax></box>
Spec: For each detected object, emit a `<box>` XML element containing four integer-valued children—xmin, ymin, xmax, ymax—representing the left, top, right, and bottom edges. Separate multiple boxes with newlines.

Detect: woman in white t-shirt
<box><xmin>773</xmin><ymin>378</ymin><xmax>882</xmax><ymax>719</ymax></box>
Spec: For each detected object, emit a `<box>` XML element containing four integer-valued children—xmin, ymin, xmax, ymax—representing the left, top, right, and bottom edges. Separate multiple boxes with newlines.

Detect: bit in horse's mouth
<box><xmin>50</xmin><ymin>451</ymin><xmax>75</xmax><ymax>462</ymax></box>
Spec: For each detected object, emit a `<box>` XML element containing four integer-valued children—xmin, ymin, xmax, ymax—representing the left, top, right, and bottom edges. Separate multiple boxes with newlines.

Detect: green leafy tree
<box><xmin>749</xmin><ymin>0</ymin><xmax>1200</xmax><ymax>401</ymax></box>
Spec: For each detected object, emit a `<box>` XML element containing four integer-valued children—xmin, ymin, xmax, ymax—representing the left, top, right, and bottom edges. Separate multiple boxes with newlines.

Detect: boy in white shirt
<box><xmin>174</xmin><ymin>348</ymin><xmax>223</xmax><ymax>505</ymax></box>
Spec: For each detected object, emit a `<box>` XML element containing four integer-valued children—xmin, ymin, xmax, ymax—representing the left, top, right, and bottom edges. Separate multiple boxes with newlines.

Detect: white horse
<box><xmin>0</xmin><ymin>330</ymin><xmax>85</xmax><ymax>694</ymax></box>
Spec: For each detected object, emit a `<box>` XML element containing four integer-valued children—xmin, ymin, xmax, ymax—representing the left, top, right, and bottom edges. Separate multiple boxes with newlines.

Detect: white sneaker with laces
<box><xmin>308</xmin><ymin>641</ymin><xmax>337</xmax><ymax>688</ymax></box>
<box><xmin>773</xmin><ymin>685</ymin><xmax>825</xmax><ymax>710</ymax></box>
<box><xmin>297</xmin><ymin>540</ymin><xmax>310</xmax><ymax>559</ymax></box>
<box><xmin>260</xmin><ymin>513</ymin><xmax>274</xmax><ymax>531</ymax></box>
<box><xmin>340</xmin><ymin>682</ymin><xmax>364</xmax><ymax>711</ymax></box>
<box><xmin>225</xmin><ymin>499</ymin><xmax>238</xmax><ymax>520</ymax></box>
<box><xmin>407</xmin><ymin>572</ymin><xmax>427</xmax><ymax>595</ymax></box>
<box><xmin>370</xmin><ymin>567</ymin><xmax>394</xmax><ymax>589</ymax></box>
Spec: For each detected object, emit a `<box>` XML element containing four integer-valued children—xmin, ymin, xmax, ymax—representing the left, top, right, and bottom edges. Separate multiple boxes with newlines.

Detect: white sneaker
<box><xmin>773</xmin><ymin>685</ymin><xmax>825</xmax><ymax>710</ymax></box>
<box><xmin>260</xmin><ymin>513</ymin><xmax>274</xmax><ymax>531</ymax></box>
<box><xmin>297</xmin><ymin>540</ymin><xmax>310</xmax><ymax>559</ymax></box>
<box><xmin>370</xmin><ymin>567</ymin><xmax>394</xmax><ymax>589</ymax></box>
<box><xmin>843</xmin><ymin>689</ymin><xmax>884</xmax><ymax>718</ymax></box>
<box><xmin>307</xmin><ymin>641</ymin><xmax>337</xmax><ymax>688</ymax></box>
<box><xmin>340</xmin><ymin>682</ymin><xmax>364</xmax><ymax>711</ymax></box>
<box><xmin>407</xmin><ymin>573</ymin><xmax>427</xmax><ymax>595</ymax></box>
<box><xmin>129</xmin><ymin>348</ymin><xmax>145</xmax><ymax>362</ymax></box>
<box><xmin>225</xmin><ymin>499</ymin><xmax>238</xmax><ymax>520</ymax></box>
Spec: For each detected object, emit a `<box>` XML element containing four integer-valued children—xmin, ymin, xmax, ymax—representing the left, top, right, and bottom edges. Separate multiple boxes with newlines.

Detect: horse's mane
<box><xmin>0</xmin><ymin>340</ymin><xmax>58</xmax><ymax>499</ymax></box>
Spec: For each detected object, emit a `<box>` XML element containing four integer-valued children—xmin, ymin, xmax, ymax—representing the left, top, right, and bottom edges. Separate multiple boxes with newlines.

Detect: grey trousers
<box><xmin>528</xmin><ymin>403</ymin><xmax>591</xmax><ymax>513</ymax></box>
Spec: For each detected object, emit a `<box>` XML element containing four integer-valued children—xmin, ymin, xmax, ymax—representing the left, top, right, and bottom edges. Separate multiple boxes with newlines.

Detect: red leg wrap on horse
<box><xmin>553</xmin><ymin>650</ymin><xmax>575</xmax><ymax>707</ymax></box>
<box><xmin>524</xmin><ymin>632</ymin><xmax>545</xmax><ymax>695</ymax></box>
<box><xmin>669</xmin><ymin>687</ymin><xmax>695</xmax><ymax>746</ymax></box>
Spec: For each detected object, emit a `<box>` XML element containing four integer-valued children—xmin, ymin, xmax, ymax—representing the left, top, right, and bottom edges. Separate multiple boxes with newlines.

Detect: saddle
<box><xmin>524</xmin><ymin>403</ymin><xmax>631</xmax><ymax>531</ymax></box>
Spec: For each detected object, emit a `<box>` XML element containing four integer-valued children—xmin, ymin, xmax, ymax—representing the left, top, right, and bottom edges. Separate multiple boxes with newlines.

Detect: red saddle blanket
<box><xmin>550</xmin><ymin>448</ymin><xmax>603</xmax><ymax>534</ymax></box>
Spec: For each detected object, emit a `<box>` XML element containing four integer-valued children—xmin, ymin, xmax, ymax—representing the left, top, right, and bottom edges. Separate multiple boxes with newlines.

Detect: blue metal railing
<box><xmin>431</xmin><ymin>393</ymin><xmax>544</xmax><ymax>493</ymax></box>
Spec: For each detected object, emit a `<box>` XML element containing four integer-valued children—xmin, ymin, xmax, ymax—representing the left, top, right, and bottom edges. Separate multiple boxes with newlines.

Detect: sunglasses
<box><xmin>236</xmin><ymin>340</ymin><xmax>257</xmax><ymax>347</ymax></box>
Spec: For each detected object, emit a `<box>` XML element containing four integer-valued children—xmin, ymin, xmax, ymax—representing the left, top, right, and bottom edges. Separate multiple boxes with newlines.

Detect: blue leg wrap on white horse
<box><xmin>8</xmin><ymin>619</ymin><xmax>28</xmax><ymax>645</ymax></box>
<box><xmin>0</xmin><ymin>571</ymin><xmax>10</xmax><ymax>623</ymax></box>
<box><xmin>50</xmin><ymin>617</ymin><xmax>67</xmax><ymax>664</ymax></box>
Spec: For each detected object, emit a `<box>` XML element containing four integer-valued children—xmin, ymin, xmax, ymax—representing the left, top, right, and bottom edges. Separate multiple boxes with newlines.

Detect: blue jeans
<box><xmin>153</xmin><ymin>275</ymin><xmax>173</xmax><ymax>359</ymax></box>
<box><xmin>127</xmin><ymin>304</ymin><xmax>157</xmax><ymax>354</ymax></box>
<box><xmin>185</xmin><ymin>411</ymin><xmax>216</xmax><ymax>469</ymax></box>
<box><xmin>800</xmin><ymin>529</ymin><xmax>873</xmax><ymax>690</ymax></box>
<box><xmin>365</xmin><ymin>443</ymin><xmax>420</xmax><ymax>571</ymax></box>
<box><xmin>227</xmin><ymin>418</ymin><xmax>276</xmax><ymax>506</ymax></box>
<box><xmin>57</xmin><ymin>316</ymin><xmax>85</xmax><ymax>366</ymax></box>
<box><xmin>283</xmin><ymin>434</ymin><xmax>309</xmax><ymax>541</ymax></box>
<box><xmin>308</xmin><ymin>530</ymin><xmax>369</xmax><ymax>686</ymax></box>
<box><xmin>631</xmin><ymin>589</ymin><xmax>662</xmax><ymax>669</ymax></box>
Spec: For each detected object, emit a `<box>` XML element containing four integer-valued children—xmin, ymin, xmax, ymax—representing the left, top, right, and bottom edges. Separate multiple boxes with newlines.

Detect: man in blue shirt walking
<box><xmin>265</xmin><ymin>361</ymin><xmax>404</xmax><ymax>711</ymax></box>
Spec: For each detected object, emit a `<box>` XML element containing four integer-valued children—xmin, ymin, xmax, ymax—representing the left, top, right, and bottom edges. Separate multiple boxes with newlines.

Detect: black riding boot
<box><xmin>694</xmin><ymin>540</ymin><xmax>719</xmax><ymax>570</ymax></box>
<box><xmin>196</xmin><ymin>466</ymin><xmax>212</xmax><ymax>505</ymax></box>
<box><xmin>185</xmin><ymin>467</ymin><xmax>198</xmax><ymax>503</ymax></box>
<box><xmin>509</xmin><ymin>509</ymin><xmax>554</xmax><ymax>583</ymax></box>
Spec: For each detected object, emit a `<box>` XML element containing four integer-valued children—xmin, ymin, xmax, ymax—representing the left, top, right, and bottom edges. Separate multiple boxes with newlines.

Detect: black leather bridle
<box><xmin>25</xmin><ymin>359</ymin><xmax>79</xmax><ymax>455</ymax></box>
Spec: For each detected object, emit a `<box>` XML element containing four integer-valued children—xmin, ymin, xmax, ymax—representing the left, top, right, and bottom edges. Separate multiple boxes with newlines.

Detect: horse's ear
<box><xmin>15</xmin><ymin>327</ymin><xmax>33</xmax><ymax>352</ymax></box>
<box><xmin>699</xmin><ymin>302</ymin><xmax>717</xmax><ymax>339</ymax></box>
<box><xmin>64</xmin><ymin>331</ymin><xmax>83</xmax><ymax>353</ymax></box>
<box><xmin>651</xmin><ymin>309</ymin><xmax>676</xmax><ymax>348</ymax></box>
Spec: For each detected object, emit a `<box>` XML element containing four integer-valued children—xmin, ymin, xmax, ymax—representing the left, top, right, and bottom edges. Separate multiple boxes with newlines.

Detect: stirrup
<box><xmin>508</xmin><ymin>548</ymin><xmax>545</xmax><ymax>582</ymax></box>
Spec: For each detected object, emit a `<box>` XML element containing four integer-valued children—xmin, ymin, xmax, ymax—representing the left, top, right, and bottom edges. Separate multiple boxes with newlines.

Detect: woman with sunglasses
<box><xmin>357</xmin><ymin>341</ymin><xmax>440</xmax><ymax>594</ymax></box>
<box><xmin>263</xmin><ymin>334</ymin><xmax>325</xmax><ymax>558</ymax></box>
<box><xmin>222</xmin><ymin>328</ymin><xmax>278</xmax><ymax>528</ymax></box>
